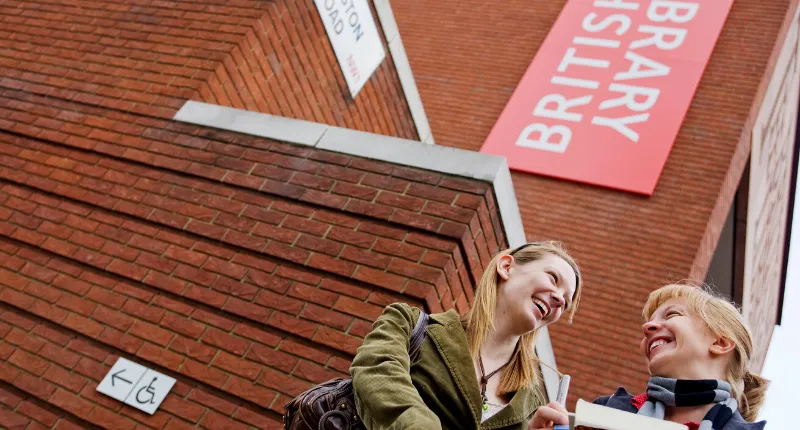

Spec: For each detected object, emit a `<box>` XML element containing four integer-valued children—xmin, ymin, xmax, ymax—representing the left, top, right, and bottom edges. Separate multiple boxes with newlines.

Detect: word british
<box><xmin>519</xmin><ymin>0</ymin><xmax>698</xmax><ymax>153</ymax></box>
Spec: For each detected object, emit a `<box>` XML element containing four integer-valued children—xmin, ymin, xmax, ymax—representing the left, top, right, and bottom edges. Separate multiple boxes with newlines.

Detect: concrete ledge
<box><xmin>373</xmin><ymin>0</ymin><xmax>434</xmax><ymax>144</ymax></box>
<box><xmin>173</xmin><ymin>100</ymin><xmax>559</xmax><ymax>400</ymax></box>
<box><xmin>317</xmin><ymin>127</ymin><xmax>505</xmax><ymax>182</ymax></box>
<box><xmin>173</xmin><ymin>102</ymin><xmax>327</xmax><ymax>147</ymax></box>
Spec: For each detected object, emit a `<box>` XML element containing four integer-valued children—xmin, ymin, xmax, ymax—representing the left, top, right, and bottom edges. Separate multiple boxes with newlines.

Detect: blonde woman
<box><xmin>350</xmin><ymin>241</ymin><xmax>583</xmax><ymax>429</ymax></box>
<box><xmin>589</xmin><ymin>283</ymin><xmax>769</xmax><ymax>430</ymax></box>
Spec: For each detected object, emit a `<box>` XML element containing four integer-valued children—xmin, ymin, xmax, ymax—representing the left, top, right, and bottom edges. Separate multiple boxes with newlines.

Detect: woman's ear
<box><xmin>496</xmin><ymin>255</ymin><xmax>514</xmax><ymax>281</ymax></box>
<box><xmin>709</xmin><ymin>336</ymin><xmax>736</xmax><ymax>357</ymax></box>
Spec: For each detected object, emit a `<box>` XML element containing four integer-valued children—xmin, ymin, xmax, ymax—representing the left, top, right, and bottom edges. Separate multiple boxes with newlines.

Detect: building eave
<box><xmin>174</xmin><ymin>100</ymin><xmax>561</xmax><ymax>401</ymax></box>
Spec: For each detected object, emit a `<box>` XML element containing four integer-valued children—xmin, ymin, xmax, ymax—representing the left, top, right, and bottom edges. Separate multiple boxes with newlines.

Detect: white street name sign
<box><xmin>96</xmin><ymin>357</ymin><xmax>176</xmax><ymax>415</ymax></box>
<box><xmin>314</xmin><ymin>0</ymin><xmax>386</xmax><ymax>97</ymax></box>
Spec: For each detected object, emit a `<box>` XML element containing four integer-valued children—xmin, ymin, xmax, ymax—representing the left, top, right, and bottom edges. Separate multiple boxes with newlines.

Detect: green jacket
<box><xmin>351</xmin><ymin>303</ymin><xmax>544</xmax><ymax>430</ymax></box>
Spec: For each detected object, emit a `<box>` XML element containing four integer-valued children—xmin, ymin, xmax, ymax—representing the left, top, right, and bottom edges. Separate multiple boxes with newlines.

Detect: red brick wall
<box><xmin>0</xmin><ymin>85</ymin><xmax>505</xmax><ymax>428</ymax></box>
<box><xmin>741</xmin><ymin>8</ymin><xmax>800</xmax><ymax>371</ymax></box>
<box><xmin>0</xmin><ymin>0</ymin><xmax>418</xmax><ymax>138</ymax></box>
<box><xmin>392</xmin><ymin>0</ymin><xmax>796</xmax><ymax>403</ymax></box>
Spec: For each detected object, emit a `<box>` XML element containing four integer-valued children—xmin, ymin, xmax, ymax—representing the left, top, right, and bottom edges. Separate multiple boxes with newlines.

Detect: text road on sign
<box><xmin>313</xmin><ymin>0</ymin><xmax>386</xmax><ymax>98</ymax></box>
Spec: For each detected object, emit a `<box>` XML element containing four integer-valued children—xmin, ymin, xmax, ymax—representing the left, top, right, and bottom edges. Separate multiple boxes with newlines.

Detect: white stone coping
<box><xmin>173</xmin><ymin>100</ymin><xmax>560</xmax><ymax>400</ymax></box>
<box><xmin>372</xmin><ymin>0</ymin><xmax>434</xmax><ymax>144</ymax></box>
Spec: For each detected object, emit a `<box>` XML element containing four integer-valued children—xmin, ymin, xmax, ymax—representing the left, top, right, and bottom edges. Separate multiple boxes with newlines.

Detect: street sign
<box><xmin>96</xmin><ymin>357</ymin><xmax>176</xmax><ymax>415</ymax></box>
<box><xmin>313</xmin><ymin>0</ymin><xmax>386</xmax><ymax>98</ymax></box>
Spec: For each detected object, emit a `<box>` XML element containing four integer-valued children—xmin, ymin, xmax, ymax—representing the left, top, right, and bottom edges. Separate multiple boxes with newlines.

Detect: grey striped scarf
<box><xmin>638</xmin><ymin>377</ymin><xmax>737</xmax><ymax>430</ymax></box>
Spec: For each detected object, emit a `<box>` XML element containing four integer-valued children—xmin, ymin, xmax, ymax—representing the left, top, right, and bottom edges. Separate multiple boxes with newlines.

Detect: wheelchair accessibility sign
<box><xmin>96</xmin><ymin>357</ymin><xmax>176</xmax><ymax>414</ymax></box>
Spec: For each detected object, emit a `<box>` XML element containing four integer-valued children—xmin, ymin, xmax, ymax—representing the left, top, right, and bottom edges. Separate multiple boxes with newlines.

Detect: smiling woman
<box><xmin>349</xmin><ymin>241</ymin><xmax>583</xmax><ymax>430</ymax></box>
<box><xmin>593</xmin><ymin>283</ymin><xmax>770</xmax><ymax>430</ymax></box>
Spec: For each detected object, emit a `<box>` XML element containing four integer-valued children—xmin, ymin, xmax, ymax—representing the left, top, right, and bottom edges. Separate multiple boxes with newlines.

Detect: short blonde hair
<box><xmin>643</xmin><ymin>283</ymin><xmax>769</xmax><ymax>422</ymax></box>
<box><xmin>463</xmin><ymin>241</ymin><xmax>582</xmax><ymax>397</ymax></box>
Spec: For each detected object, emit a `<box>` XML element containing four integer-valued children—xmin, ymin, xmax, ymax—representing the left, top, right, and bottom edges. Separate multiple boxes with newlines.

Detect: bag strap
<box><xmin>408</xmin><ymin>310</ymin><xmax>430</xmax><ymax>362</ymax></box>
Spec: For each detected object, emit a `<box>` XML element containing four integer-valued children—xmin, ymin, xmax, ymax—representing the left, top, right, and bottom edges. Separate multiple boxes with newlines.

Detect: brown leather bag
<box><xmin>283</xmin><ymin>311</ymin><xmax>430</xmax><ymax>430</ymax></box>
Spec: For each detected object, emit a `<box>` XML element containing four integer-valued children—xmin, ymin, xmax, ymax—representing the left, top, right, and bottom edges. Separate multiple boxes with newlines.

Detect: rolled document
<box><xmin>553</xmin><ymin>375</ymin><xmax>571</xmax><ymax>430</ymax></box>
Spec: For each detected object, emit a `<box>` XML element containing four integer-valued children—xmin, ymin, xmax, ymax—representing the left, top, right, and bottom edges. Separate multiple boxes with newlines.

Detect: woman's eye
<box><xmin>666</xmin><ymin>311</ymin><xmax>680</xmax><ymax>318</ymax></box>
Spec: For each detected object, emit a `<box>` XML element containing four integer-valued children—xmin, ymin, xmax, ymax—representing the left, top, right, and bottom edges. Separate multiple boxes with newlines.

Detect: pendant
<box><xmin>482</xmin><ymin>395</ymin><xmax>488</xmax><ymax>411</ymax></box>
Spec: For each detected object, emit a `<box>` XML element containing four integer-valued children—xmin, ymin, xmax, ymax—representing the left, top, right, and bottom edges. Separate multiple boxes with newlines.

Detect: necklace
<box><xmin>478</xmin><ymin>353</ymin><xmax>512</xmax><ymax>412</ymax></box>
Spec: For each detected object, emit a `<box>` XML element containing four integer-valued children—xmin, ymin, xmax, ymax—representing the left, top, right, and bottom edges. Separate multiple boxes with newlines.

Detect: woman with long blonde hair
<box><xmin>589</xmin><ymin>283</ymin><xmax>770</xmax><ymax>430</ymax></box>
<box><xmin>350</xmin><ymin>241</ymin><xmax>583</xmax><ymax>429</ymax></box>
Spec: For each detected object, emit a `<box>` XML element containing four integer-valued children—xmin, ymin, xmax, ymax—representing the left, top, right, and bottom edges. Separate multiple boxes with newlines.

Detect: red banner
<box><xmin>480</xmin><ymin>0</ymin><xmax>734</xmax><ymax>195</ymax></box>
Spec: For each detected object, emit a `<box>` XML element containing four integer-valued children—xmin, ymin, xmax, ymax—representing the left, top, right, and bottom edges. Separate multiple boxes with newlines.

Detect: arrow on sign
<box><xmin>112</xmin><ymin>369</ymin><xmax>133</xmax><ymax>387</ymax></box>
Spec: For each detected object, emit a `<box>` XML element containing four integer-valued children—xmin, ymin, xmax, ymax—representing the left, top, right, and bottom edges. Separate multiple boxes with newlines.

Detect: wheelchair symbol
<box><xmin>136</xmin><ymin>377</ymin><xmax>158</xmax><ymax>405</ymax></box>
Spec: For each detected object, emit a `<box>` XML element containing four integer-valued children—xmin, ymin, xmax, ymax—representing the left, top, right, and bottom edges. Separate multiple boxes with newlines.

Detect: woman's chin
<box><xmin>647</xmin><ymin>357</ymin><xmax>675</xmax><ymax>378</ymax></box>
<box><xmin>515</xmin><ymin>313</ymin><xmax>539</xmax><ymax>335</ymax></box>
<box><xmin>528</xmin><ymin>311</ymin><xmax>544</xmax><ymax>329</ymax></box>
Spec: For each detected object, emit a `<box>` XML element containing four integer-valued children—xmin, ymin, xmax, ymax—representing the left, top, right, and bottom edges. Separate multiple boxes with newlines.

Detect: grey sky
<box><xmin>757</xmin><ymin>178</ymin><xmax>800</xmax><ymax>427</ymax></box>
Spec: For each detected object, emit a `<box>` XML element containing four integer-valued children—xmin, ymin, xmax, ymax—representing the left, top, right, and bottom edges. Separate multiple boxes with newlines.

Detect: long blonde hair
<box><xmin>642</xmin><ymin>283</ymin><xmax>770</xmax><ymax>422</ymax></box>
<box><xmin>463</xmin><ymin>241</ymin><xmax>582</xmax><ymax>397</ymax></box>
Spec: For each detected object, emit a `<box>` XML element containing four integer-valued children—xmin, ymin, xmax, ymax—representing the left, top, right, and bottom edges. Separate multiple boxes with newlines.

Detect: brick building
<box><xmin>0</xmin><ymin>0</ymin><xmax>527</xmax><ymax>428</ymax></box>
<box><xmin>0</xmin><ymin>1</ymin><xmax>797</xmax><ymax>430</ymax></box>
<box><xmin>392</xmin><ymin>0</ymin><xmax>800</xmax><ymax>404</ymax></box>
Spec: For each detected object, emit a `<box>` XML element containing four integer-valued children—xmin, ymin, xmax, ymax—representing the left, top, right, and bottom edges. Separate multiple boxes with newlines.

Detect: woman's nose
<box><xmin>550</xmin><ymin>291</ymin><xmax>565</xmax><ymax>308</ymax></box>
<box><xmin>641</xmin><ymin>320</ymin><xmax>660</xmax><ymax>335</ymax></box>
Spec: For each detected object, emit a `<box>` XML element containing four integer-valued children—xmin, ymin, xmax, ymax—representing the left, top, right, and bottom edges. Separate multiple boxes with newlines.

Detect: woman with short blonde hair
<box><xmin>591</xmin><ymin>283</ymin><xmax>769</xmax><ymax>430</ymax></box>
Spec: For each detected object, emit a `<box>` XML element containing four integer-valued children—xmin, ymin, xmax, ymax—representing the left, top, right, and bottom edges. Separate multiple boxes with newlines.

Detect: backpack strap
<box><xmin>408</xmin><ymin>310</ymin><xmax>430</xmax><ymax>362</ymax></box>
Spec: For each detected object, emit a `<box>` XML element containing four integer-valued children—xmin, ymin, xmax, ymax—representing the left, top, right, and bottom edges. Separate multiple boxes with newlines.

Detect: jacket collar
<box><xmin>726</xmin><ymin>412</ymin><xmax>766</xmax><ymax>430</ymax></box>
<box><xmin>428</xmin><ymin>310</ymin><xmax>540</xmax><ymax>428</ymax></box>
<box><xmin>428</xmin><ymin>310</ymin><xmax>482</xmax><ymax>424</ymax></box>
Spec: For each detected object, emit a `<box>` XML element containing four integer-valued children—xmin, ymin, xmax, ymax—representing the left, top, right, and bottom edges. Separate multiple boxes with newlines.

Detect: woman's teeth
<box><xmin>533</xmin><ymin>298</ymin><xmax>549</xmax><ymax>317</ymax></box>
<box><xmin>650</xmin><ymin>339</ymin><xmax>669</xmax><ymax>351</ymax></box>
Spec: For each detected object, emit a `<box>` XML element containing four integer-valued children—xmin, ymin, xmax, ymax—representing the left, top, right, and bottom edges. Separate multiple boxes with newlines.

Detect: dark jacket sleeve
<box><xmin>592</xmin><ymin>387</ymin><xmax>638</xmax><ymax>414</ymax></box>
<box><xmin>593</xmin><ymin>395</ymin><xmax>611</xmax><ymax>406</ymax></box>
<box><xmin>350</xmin><ymin>303</ymin><xmax>441</xmax><ymax>430</ymax></box>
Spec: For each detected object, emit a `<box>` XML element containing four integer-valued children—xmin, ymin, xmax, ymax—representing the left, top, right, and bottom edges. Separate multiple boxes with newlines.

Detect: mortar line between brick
<box><xmin>0</xmin><ymin>129</ymin><xmax>454</xmax><ymax>301</ymax></box>
<box><xmin>0</xmin><ymin>102</ymin><xmax>464</xmax><ymax>244</ymax></box>
<box><xmin>0</xmin><ymin>379</ymin><xmax>103</xmax><ymax>430</ymax></box>
<box><xmin>0</xmin><ymin>300</ymin><xmax>284</xmax><ymax>424</ymax></box>
<box><xmin>0</xmin><ymin>228</ymin><xmax>352</xmax><ymax>365</ymax></box>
